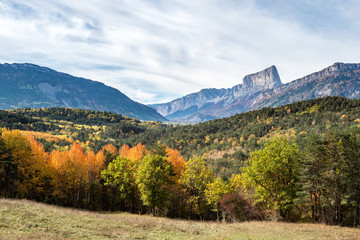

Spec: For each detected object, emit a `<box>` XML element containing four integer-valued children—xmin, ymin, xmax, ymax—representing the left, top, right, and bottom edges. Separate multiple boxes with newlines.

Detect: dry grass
<box><xmin>1</xmin><ymin>199</ymin><xmax>359</xmax><ymax>240</ymax></box>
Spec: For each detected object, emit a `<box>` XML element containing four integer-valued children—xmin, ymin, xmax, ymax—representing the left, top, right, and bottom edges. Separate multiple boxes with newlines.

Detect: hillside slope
<box><xmin>1</xmin><ymin>199</ymin><xmax>359</xmax><ymax>240</ymax></box>
<box><xmin>0</xmin><ymin>63</ymin><xmax>166</xmax><ymax>121</ymax></box>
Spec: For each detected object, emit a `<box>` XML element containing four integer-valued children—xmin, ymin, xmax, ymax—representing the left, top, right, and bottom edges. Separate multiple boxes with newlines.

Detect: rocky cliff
<box><xmin>0</xmin><ymin>63</ymin><xmax>167</xmax><ymax>121</ymax></box>
<box><xmin>250</xmin><ymin>62</ymin><xmax>360</xmax><ymax>110</ymax></box>
<box><xmin>151</xmin><ymin>62</ymin><xmax>360</xmax><ymax>123</ymax></box>
<box><xmin>243</xmin><ymin>65</ymin><xmax>281</xmax><ymax>89</ymax></box>
<box><xmin>150</xmin><ymin>66</ymin><xmax>282</xmax><ymax>122</ymax></box>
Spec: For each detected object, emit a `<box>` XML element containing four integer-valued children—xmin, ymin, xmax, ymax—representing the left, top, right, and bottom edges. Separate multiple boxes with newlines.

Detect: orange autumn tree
<box><xmin>85</xmin><ymin>149</ymin><xmax>105</xmax><ymax>206</ymax></box>
<box><xmin>49</xmin><ymin>149</ymin><xmax>69</xmax><ymax>200</ymax></box>
<box><xmin>67</xmin><ymin>143</ymin><xmax>89</xmax><ymax>201</ymax></box>
<box><xmin>86</xmin><ymin>150</ymin><xmax>104</xmax><ymax>183</ymax></box>
<box><xmin>27</xmin><ymin>135</ymin><xmax>52</xmax><ymax>200</ymax></box>
<box><xmin>165</xmin><ymin>146</ymin><xmax>187</xmax><ymax>217</ymax></box>
<box><xmin>99</xmin><ymin>144</ymin><xmax>118</xmax><ymax>166</ymax></box>
<box><xmin>49</xmin><ymin>142</ymin><xmax>105</xmax><ymax>207</ymax></box>
<box><xmin>129</xmin><ymin>143</ymin><xmax>148</xmax><ymax>162</ymax></box>
<box><xmin>119</xmin><ymin>144</ymin><xmax>130</xmax><ymax>158</ymax></box>
<box><xmin>119</xmin><ymin>143</ymin><xmax>149</xmax><ymax>163</ymax></box>
<box><xmin>166</xmin><ymin>146</ymin><xmax>186</xmax><ymax>178</ymax></box>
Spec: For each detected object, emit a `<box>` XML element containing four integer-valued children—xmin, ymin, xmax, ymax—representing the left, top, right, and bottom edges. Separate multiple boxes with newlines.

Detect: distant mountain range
<box><xmin>150</xmin><ymin>62</ymin><xmax>360</xmax><ymax>123</ymax></box>
<box><xmin>0</xmin><ymin>63</ymin><xmax>166</xmax><ymax>121</ymax></box>
<box><xmin>1</xmin><ymin>62</ymin><xmax>359</xmax><ymax>124</ymax></box>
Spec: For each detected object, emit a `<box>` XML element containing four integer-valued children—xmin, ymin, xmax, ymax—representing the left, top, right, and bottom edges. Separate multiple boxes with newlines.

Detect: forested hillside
<box><xmin>1</xmin><ymin>97</ymin><xmax>360</xmax><ymax>176</ymax></box>
<box><xmin>0</xmin><ymin>107</ymin><xmax>165</xmax><ymax>152</ymax></box>
<box><xmin>1</xmin><ymin>96</ymin><xmax>360</xmax><ymax>226</ymax></box>
<box><xmin>0</xmin><ymin>63</ymin><xmax>166</xmax><ymax>121</ymax></box>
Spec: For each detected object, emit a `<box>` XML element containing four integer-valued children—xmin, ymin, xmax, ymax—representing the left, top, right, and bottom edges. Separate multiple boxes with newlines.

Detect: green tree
<box><xmin>301</xmin><ymin>131</ymin><xmax>345</xmax><ymax>225</ymax></box>
<box><xmin>321</xmin><ymin>132</ymin><xmax>344</xmax><ymax>225</ymax></box>
<box><xmin>340</xmin><ymin>127</ymin><xmax>360</xmax><ymax>227</ymax></box>
<box><xmin>205</xmin><ymin>177</ymin><xmax>231</xmax><ymax>221</ymax></box>
<box><xmin>299</xmin><ymin>133</ymin><xmax>328</xmax><ymax>223</ymax></box>
<box><xmin>135</xmin><ymin>154</ymin><xmax>175</xmax><ymax>216</ymax></box>
<box><xmin>242</xmin><ymin>138</ymin><xmax>300</xmax><ymax>220</ymax></box>
<box><xmin>101</xmin><ymin>156</ymin><xmax>137</xmax><ymax>211</ymax></box>
<box><xmin>180</xmin><ymin>157</ymin><xmax>214</xmax><ymax>219</ymax></box>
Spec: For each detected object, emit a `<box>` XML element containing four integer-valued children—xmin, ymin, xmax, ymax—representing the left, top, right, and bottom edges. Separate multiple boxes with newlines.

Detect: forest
<box><xmin>1</xmin><ymin>96</ymin><xmax>360</xmax><ymax>226</ymax></box>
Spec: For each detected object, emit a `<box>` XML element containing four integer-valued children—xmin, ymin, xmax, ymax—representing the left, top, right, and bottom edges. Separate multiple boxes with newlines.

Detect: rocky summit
<box><xmin>150</xmin><ymin>65</ymin><xmax>283</xmax><ymax>123</ymax></box>
<box><xmin>2</xmin><ymin>62</ymin><xmax>359</xmax><ymax>124</ymax></box>
<box><xmin>150</xmin><ymin>62</ymin><xmax>360</xmax><ymax>123</ymax></box>
<box><xmin>250</xmin><ymin>62</ymin><xmax>360</xmax><ymax>110</ymax></box>
<box><xmin>243</xmin><ymin>65</ymin><xmax>282</xmax><ymax>89</ymax></box>
<box><xmin>0</xmin><ymin>63</ymin><xmax>167</xmax><ymax>121</ymax></box>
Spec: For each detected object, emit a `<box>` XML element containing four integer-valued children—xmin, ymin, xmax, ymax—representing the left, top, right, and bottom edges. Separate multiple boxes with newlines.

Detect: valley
<box><xmin>2</xmin><ymin>1</ymin><xmax>360</xmax><ymax>239</ymax></box>
<box><xmin>1</xmin><ymin>96</ymin><xmax>360</xmax><ymax>227</ymax></box>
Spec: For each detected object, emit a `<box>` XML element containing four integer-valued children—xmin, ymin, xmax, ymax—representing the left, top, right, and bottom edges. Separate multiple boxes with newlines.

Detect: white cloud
<box><xmin>0</xmin><ymin>0</ymin><xmax>360</xmax><ymax>104</ymax></box>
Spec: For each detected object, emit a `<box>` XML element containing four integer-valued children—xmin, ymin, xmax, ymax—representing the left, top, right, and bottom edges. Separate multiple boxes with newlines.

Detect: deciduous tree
<box><xmin>242</xmin><ymin>138</ymin><xmax>300</xmax><ymax>220</ymax></box>
<box><xmin>180</xmin><ymin>157</ymin><xmax>214</xmax><ymax>219</ymax></box>
<box><xmin>101</xmin><ymin>156</ymin><xmax>137</xmax><ymax>211</ymax></box>
<box><xmin>135</xmin><ymin>154</ymin><xmax>174</xmax><ymax>216</ymax></box>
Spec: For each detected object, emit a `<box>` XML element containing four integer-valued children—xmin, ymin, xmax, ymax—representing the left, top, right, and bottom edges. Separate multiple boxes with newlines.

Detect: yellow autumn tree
<box><xmin>1</xmin><ymin>130</ymin><xmax>51</xmax><ymax>200</ymax></box>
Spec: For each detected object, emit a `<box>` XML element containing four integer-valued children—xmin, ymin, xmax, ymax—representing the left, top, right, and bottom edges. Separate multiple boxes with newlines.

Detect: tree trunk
<box><xmin>355</xmin><ymin>194</ymin><xmax>360</xmax><ymax>227</ymax></box>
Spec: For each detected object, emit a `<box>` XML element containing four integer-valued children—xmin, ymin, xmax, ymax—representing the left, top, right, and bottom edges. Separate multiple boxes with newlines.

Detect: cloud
<box><xmin>0</xmin><ymin>0</ymin><xmax>360</xmax><ymax>104</ymax></box>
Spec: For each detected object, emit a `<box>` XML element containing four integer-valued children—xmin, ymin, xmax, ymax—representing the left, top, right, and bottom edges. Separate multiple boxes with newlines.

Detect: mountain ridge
<box><xmin>150</xmin><ymin>65</ymin><xmax>283</xmax><ymax>122</ymax></box>
<box><xmin>250</xmin><ymin>62</ymin><xmax>360</xmax><ymax>110</ymax></box>
<box><xmin>0</xmin><ymin>63</ymin><xmax>167</xmax><ymax>122</ymax></box>
<box><xmin>150</xmin><ymin>62</ymin><xmax>360</xmax><ymax>123</ymax></box>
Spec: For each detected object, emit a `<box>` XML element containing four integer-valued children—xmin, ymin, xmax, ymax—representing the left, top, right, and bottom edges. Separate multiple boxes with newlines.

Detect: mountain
<box><xmin>150</xmin><ymin>62</ymin><xmax>360</xmax><ymax>123</ymax></box>
<box><xmin>250</xmin><ymin>62</ymin><xmax>360</xmax><ymax>110</ymax></box>
<box><xmin>0</xmin><ymin>63</ymin><xmax>167</xmax><ymax>121</ymax></box>
<box><xmin>150</xmin><ymin>65</ymin><xmax>282</xmax><ymax>123</ymax></box>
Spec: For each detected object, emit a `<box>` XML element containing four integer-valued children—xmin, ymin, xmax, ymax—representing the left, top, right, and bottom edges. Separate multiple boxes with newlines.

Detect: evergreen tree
<box><xmin>340</xmin><ymin>127</ymin><xmax>360</xmax><ymax>227</ymax></box>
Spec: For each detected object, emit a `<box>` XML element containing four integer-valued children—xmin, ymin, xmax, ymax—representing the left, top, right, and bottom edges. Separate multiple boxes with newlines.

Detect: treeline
<box><xmin>117</xmin><ymin>96</ymin><xmax>360</xmax><ymax>178</ymax></box>
<box><xmin>1</xmin><ymin>127</ymin><xmax>360</xmax><ymax>227</ymax></box>
<box><xmin>0</xmin><ymin>107</ymin><xmax>164</xmax><ymax>152</ymax></box>
<box><xmin>2</xmin><ymin>97</ymin><xmax>360</xmax><ymax>160</ymax></box>
<box><xmin>0</xmin><ymin>129</ymin><xmax>216</xmax><ymax>219</ymax></box>
<box><xmin>0</xmin><ymin>107</ymin><xmax>163</xmax><ymax>131</ymax></box>
<box><xmin>121</xmin><ymin>96</ymin><xmax>360</xmax><ymax>156</ymax></box>
<box><xmin>242</xmin><ymin>127</ymin><xmax>360</xmax><ymax>227</ymax></box>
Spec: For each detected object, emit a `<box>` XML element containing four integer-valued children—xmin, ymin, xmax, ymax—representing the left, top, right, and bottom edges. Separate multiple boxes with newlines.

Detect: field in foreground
<box><xmin>1</xmin><ymin>199</ymin><xmax>359</xmax><ymax>240</ymax></box>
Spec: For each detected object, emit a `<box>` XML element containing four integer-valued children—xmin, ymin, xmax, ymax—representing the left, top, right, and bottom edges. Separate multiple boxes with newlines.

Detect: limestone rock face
<box><xmin>243</xmin><ymin>65</ymin><xmax>282</xmax><ymax>90</ymax></box>
<box><xmin>150</xmin><ymin>66</ymin><xmax>283</xmax><ymax>123</ymax></box>
<box><xmin>150</xmin><ymin>63</ymin><xmax>360</xmax><ymax>123</ymax></box>
<box><xmin>250</xmin><ymin>63</ymin><xmax>360</xmax><ymax>110</ymax></box>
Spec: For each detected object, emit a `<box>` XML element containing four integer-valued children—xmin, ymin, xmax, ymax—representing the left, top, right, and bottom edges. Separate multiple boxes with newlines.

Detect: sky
<box><xmin>1</xmin><ymin>0</ymin><xmax>360</xmax><ymax>104</ymax></box>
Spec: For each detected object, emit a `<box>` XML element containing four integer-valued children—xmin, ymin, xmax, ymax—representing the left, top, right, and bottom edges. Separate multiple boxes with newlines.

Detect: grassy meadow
<box><xmin>1</xmin><ymin>199</ymin><xmax>359</xmax><ymax>240</ymax></box>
